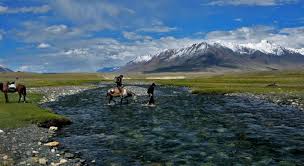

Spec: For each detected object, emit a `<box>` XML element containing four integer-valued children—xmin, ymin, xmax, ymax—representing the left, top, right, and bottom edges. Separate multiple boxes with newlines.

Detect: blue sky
<box><xmin>0</xmin><ymin>0</ymin><xmax>304</xmax><ymax>72</ymax></box>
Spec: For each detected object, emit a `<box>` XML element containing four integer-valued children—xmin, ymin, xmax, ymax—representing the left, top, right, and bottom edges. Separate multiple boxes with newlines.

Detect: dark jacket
<box><xmin>115</xmin><ymin>76</ymin><xmax>123</xmax><ymax>87</ymax></box>
<box><xmin>147</xmin><ymin>85</ymin><xmax>155</xmax><ymax>95</ymax></box>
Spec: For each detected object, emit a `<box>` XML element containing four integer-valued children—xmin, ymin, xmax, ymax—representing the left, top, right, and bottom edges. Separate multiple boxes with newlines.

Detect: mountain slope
<box><xmin>121</xmin><ymin>41</ymin><xmax>304</xmax><ymax>73</ymax></box>
<box><xmin>0</xmin><ymin>66</ymin><xmax>13</xmax><ymax>72</ymax></box>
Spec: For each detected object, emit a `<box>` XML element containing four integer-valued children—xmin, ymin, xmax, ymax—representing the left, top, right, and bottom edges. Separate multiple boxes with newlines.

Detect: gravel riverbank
<box><xmin>0</xmin><ymin>125</ymin><xmax>87</xmax><ymax>166</ymax></box>
<box><xmin>0</xmin><ymin>86</ymin><xmax>97</xmax><ymax>166</ymax></box>
<box><xmin>226</xmin><ymin>93</ymin><xmax>304</xmax><ymax>111</ymax></box>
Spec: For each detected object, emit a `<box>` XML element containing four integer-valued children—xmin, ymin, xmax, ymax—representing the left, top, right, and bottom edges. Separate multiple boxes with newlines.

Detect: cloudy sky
<box><xmin>0</xmin><ymin>0</ymin><xmax>303</xmax><ymax>72</ymax></box>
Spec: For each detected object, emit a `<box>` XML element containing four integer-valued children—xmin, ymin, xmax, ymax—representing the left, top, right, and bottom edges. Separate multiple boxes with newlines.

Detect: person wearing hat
<box><xmin>147</xmin><ymin>83</ymin><xmax>156</xmax><ymax>105</ymax></box>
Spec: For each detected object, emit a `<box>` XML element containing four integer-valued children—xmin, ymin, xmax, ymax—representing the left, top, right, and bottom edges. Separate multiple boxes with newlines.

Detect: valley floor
<box><xmin>0</xmin><ymin>70</ymin><xmax>303</xmax><ymax>165</ymax></box>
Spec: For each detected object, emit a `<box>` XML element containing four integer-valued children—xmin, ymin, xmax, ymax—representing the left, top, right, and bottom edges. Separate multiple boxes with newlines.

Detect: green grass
<box><xmin>0</xmin><ymin>93</ymin><xmax>69</xmax><ymax>129</ymax></box>
<box><xmin>0</xmin><ymin>72</ymin><xmax>107</xmax><ymax>87</ymax></box>
<box><xmin>0</xmin><ymin>72</ymin><xmax>106</xmax><ymax>128</ymax></box>
<box><xmin>154</xmin><ymin>70</ymin><xmax>304</xmax><ymax>95</ymax></box>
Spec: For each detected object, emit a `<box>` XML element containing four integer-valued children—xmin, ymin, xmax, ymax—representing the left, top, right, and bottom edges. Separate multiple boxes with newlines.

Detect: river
<box><xmin>45</xmin><ymin>85</ymin><xmax>304</xmax><ymax>165</ymax></box>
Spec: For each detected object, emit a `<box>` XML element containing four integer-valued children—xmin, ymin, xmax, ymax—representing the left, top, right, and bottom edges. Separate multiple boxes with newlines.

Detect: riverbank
<box><xmin>155</xmin><ymin>70</ymin><xmax>304</xmax><ymax>111</ymax></box>
<box><xmin>0</xmin><ymin>86</ymin><xmax>96</xmax><ymax>165</ymax></box>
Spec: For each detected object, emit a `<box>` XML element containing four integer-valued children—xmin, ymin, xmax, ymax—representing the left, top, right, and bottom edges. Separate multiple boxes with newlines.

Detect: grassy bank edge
<box><xmin>0</xmin><ymin>93</ymin><xmax>70</xmax><ymax>129</ymax></box>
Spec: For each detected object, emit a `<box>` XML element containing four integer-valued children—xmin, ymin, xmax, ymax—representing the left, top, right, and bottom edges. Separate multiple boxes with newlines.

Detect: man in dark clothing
<box><xmin>147</xmin><ymin>83</ymin><xmax>156</xmax><ymax>105</ymax></box>
<box><xmin>115</xmin><ymin>75</ymin><xmax>124</xmax><ymax>92</ymax></box>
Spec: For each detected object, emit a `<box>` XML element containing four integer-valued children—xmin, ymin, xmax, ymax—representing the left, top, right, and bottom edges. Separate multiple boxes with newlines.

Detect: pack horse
<box><xmin>0</xmin><ymin>82</ymin><xmax>27</xmax><ymax>103</ymax></box>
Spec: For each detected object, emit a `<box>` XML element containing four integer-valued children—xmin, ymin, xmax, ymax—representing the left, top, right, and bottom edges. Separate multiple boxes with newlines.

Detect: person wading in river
<box><xmin>115</xmin><ymin>75</ymin><xmax>124</xmax><ymax>93</ymax></box>
<box><xmin>147</xmin><ymin>83</ymin><xmax>156</xmax><ymax>105</ymax></box>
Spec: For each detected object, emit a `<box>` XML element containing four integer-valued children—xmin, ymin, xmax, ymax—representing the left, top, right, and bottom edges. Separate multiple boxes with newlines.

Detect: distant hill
<box><xmin>0</xmin><ymin>66</ymin><xmax>13</xmax><ymax>72</ymax></box>
<box><xmin>97</xmin><ymin>67</ymin><xmax>120</xmax><ymax>73</ymax></box>
<box><xmin>121</xmin><ymin>40</ymin><xmax>304</xmax><ymax>73</ymax></box>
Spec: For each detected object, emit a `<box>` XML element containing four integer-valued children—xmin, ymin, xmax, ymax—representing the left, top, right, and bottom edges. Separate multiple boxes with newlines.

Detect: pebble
<box><xmin>30</xmin><ymin>157</ymin><xmax>39</xmax><ymax>163</ymax></box>
<box><xmin>32</xmin><ymin>150</ymin><xmax>39</xmax><ymax>155</ymax></box>
<box><xmin>39</xmin><ymin>158</ymin><xmax>48</xmax><ymax>165</ymax></box>
<box><xmin>64</xmin><ymin>152</ymin><xmax>75</xmax><ymax>159</ymax></box>
<box><xmin>44</xmin><ymin>141</ymin><xmax>60</xmax><ymax>147</ymax></box>
<box><xmin>19</xmin><ymin>161</ymin><xmax>27</xmax><ymax>165</ymax></box>
<box><xmin>49</xmin><ymin>126</ymin><xmax>58</xmax><ymax>132</ymax></box>
<box><xmin>60</xmin><ymin>159</ymin><xmax>68</xmax><ymax>164</ymax></box>
<box><xmin>0</xmin><ymin>129</ymin><xmax>4</xmax><ymax>133</ymax></box>
<box><xmin>3</xmin><ymin>155</ymin><xmax>8</xmax><ymax>160</ymax></box>
<box><xmin>51</xmin><ymin>148</ymin><xmax>56</xmax><ymax>153</ymax></box>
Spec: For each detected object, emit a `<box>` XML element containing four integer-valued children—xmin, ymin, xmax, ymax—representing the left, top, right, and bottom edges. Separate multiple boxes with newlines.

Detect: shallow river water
<box><xmin>45</xmin><ymin>85</ymin><xmax>304</xmax><ymax>165</ymax></box>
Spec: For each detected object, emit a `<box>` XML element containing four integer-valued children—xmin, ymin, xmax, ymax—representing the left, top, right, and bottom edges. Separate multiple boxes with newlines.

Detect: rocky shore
<box><xmin>226</xmin><ymin>93</ymin><xmax>304</xmax><ymax>111</ymax></box>
<box><xmin>0</xmin><ymin>86</ymin><xmax>96</xmax><ymax>166</ymax></box>
<box><xmin>0</xmin><ymin>125</ymin><xmax>87</xmax><ymax>166</ymax></box>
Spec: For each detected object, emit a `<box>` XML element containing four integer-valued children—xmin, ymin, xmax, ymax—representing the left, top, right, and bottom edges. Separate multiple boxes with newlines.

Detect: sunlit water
<box><xmin>45</xmin><ymin>85</ymin><xmax>304</xmax><ymax>165</ymax></box>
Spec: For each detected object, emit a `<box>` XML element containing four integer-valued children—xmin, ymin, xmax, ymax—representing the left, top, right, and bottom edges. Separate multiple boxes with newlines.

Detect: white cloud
<box><xmin>0</xmin><ymin>5</ymin><xmax>50</xmax><ymax>14</ymax></box>
<box><xmin>206</xmin><ymin>26</ymin><xmax>304</xmax><ymax>48</ymax></box>
<box><xmin>234</xmin><ymin>18</ymin><xmax>243</xmax><ymax>22</ymax></box>
<box><xmin>137</xmin><ymin>26</ymin><xmax>177</xmax><ymax>33</ymax></box>
<box><xmin>205</xmin><ymin>0</ymin><xmax>298</xmax><ymax>6</ymax></box>
<box><xmin>51</xmin><ymin>0</ymin><xmax>135</xmax><ymax>31</ymax></box>
<box><xmin>45</xmin><ymin>25</ymin><xmax>68</xmax><ymax>34</ymax></box>
<box><xmin>0</xmin><ymin>29</ymin><xmax>5</xmax><ymax>40</ymax></box>
<box><xmin>37</xmin><ymin>43</ymin><xmax>51</xmax><ymax>49</ymax></box>
<box><xmin>0</xmin><ymin>5</ymin><xmax>8</xmax><ymax>13</ymax></box>
<box><xmin>12</xmin><ymin>22</ymin><xmax>84</xmax><ymax>43</ymax></box>
<box><xmin>137</xmin><ymin>20</ymin><xmax>177</xmax><ymax>33</ymax></box>
<box><xmin>122</xmin><ymin>31</ymin><xmax>152</xmax><ymax>41</ymax></box>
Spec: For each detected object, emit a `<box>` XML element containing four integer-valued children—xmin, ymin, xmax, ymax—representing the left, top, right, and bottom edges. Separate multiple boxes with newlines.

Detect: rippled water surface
<box><xmin>46</xmin><ymin>85</ymin><xmax>304</xmax><ymax>165</ymax></box>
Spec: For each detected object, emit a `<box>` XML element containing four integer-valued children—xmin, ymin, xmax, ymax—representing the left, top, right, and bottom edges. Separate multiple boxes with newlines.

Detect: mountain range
<box><xmin>97</xmin><ymin>67</ymin><xmax>120</xmax><ymax>73</ymax></box>
<box><xmin>0</xmin><ymin>66</ymin><xmax>13</xmax><ymax>72</ymax></box>
<box><xmin>121</xmin><ymin>40</ymin><xmax>304</xmax><ymax>73</ymax></box>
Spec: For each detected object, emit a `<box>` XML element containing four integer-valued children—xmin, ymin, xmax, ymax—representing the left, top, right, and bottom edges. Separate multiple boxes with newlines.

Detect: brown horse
<box><xmin>106</xmin><ymin>87</ymin><xmax>136</xmax><ymax>105</ymax></box>
<box><xmin>0</xmin><ymin>82</ymin><xmax>27</xmax><ymax>103</ymax></box>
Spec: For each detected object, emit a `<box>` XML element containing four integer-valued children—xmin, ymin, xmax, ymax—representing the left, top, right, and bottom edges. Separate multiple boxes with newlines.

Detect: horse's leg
<box><xmin>108</xmin><ymin>96</ymin><xmax>113</xmax><ymax>104</ymax></box>
<box><xmin>18</xmin><ymin>92</ymin><xmax>21</xmax><ymax>103</ymax></box>
<box><xmin>120</xmin><ymin>96</ymin><xmax>123</xmax><ymax>105</ymax></box>
<box><xmin>23</xmin><ymin>87</ymin><xmax>27</xmax><ymax>103</ymax></box>
<box><xmin>4</xmin><ymin>92</ymin><xmax>8</xmax><ymax>103</ymax></box>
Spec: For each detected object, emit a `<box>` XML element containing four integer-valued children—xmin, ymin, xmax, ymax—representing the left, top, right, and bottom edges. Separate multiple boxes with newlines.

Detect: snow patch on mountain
<box><xmin>132</xmin><ymin>54</ymin><xmax>154</xmax><ymax>63</ymax></box>
<box><xmin>169</xmin><ymin>42</ymin><xmax>208</xmax><ymax>59</ymax></box>
<box><xmin>214</xmin><ymin>40</ymin><xmax>289</xmax><ymax>55</ymax></box>
<box><xmin>289</xmin><ymin>48</ymin><xmax>304</xmax><ymax>55</ymax></box>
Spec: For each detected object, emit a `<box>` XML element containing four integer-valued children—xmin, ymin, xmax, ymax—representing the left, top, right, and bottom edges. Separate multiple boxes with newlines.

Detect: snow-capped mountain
<box><xmin>121</xmin><ymin>40</ymin><xmax>304</xmax><ymax>72</ymax></box>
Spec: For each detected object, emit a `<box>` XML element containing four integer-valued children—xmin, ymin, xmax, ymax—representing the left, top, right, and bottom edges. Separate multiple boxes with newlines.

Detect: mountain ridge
<box><xmin>121</xmin><ymin>40</ymin><xmax>304</xmax><ymax>73</ymax></box>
